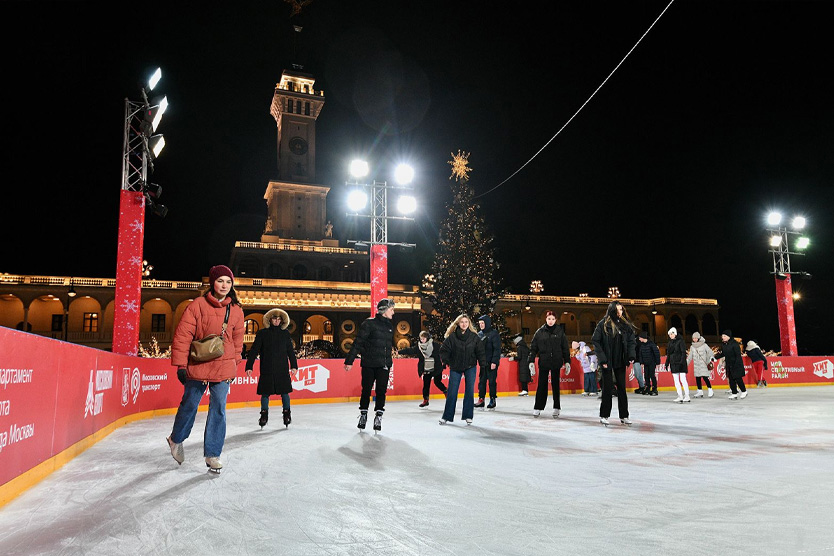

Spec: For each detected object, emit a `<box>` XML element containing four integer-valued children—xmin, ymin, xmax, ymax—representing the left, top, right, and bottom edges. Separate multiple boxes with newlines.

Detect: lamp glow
<box><xmin>394</xmin><ymin>164</ymin><xmax>414</xmax><ymax>185</ymax></box>
<box><xmin>349</xmin><ymin>159</ymin><xmax>369</xmax><ymax>178</ymax></box>
<box><xmin>151</xmin><ymin>135</ymin><xmax>165</xmax><ymax>158</ymax></box>
<box><xmin>397</xmin><ymin>195</ymin><xmax>417</xmax><ymax>214</ymax></box>
<box><xmin>151</xmin><ymin>96</ymin><xmax>168</xmax><ymax>132</ymax></box>
<box><xmin>766</xmin><ymin>212</ymin><xmax>782</xmax><ymax>226</ymax></box>
<box><xmin>347</xmin><ymin>189</ymin><xmax>367</xmax><ymax>211</ymax></box>
<box><xmin>148</xmin><ymin>68</ymin><xmax>162</xmax><ymax>91</ymax></box>
<box><xmin>769</xmin><ymin>235</ymin><xmax>782</xmax><ymax>247</ymax></box>
<box><xmin>791</xmin><ymin>216</ymin><xmax>806</xmax><ymax>229</ymax></box>
<box><xmin>796</xmin><ymin>237</ymin><xmax>810</xmax><ymax>249</ymax></box>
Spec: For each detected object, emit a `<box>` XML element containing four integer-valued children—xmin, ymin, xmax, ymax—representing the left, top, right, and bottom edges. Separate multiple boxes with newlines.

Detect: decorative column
<box><xmin>370</xmin><ymin>244</ymin><xmax>388</xmax><ymax>317</ymax></box>
<box><xmin>774</xmin><ymin>275</ymin><xmax>797</xmax><ymax>356</ymax></box>
<box><xmin>112</xmin><ymin>190</ymin><xmax>145</xmax><ymax>355</ymax></box>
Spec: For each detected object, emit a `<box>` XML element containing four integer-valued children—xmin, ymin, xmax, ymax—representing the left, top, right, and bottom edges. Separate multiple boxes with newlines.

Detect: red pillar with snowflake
<box><xmin>775</xmin><ymin>275</ymin><xmax>798</xmax><ymax>356</ymax></box>
<box><xmin>370</xmin><ymin>244</ymin><xmax>388</xmax><ymax>317</ymax></box>
<box><xmin>112</xmin><ymin>190</ymin><xmax>145</xmax><ymax>355</ymax></box>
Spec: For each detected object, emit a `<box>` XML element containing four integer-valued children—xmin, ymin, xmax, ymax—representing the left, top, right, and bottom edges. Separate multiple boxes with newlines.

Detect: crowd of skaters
<box><xmin>164</xmin><ymin>268</ymin><xmax>769</xmax><ymax>472</ymax></box>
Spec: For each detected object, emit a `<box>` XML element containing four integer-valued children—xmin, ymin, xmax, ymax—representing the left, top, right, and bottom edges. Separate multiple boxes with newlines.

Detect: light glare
<box><xmin>151</xmin><ymin>96</ymin><xmax>168</xmax><ymax>131</ymax></box>
<box><xmin>151</xmin><ymin>136</ymin><xmax>165</xmax><ymax>157</ymax></box>
<box><xmin>769</xmin><ymin>235</ymin><xmax>782</xmax><ymax>247</ymax></box>
<box><xmin>347</xmin><ymin>189</ymin><xmax>367</xmax><ymax>212</ymax></box>
<box><xmin>766</xmin><ymin>212</ymin><xmax>782</xmax><ymax>226</ymax></box>
<box><xmin>394</xmin><ymin>164</ymin><xmax>414</xmax><ymax>185</ymax></box>
<box><xmin>791</xmin><ymin>216</ymin><xmax>806</xmax><ymax>229</ymax></box>
<box><xmin>349</xmin><ymin>159</ymin><xmax>369</xmax><ymax>178</ymax></box>
<box><xmin>148</xmin><ymin>68</ymin><xmax>162</xmax><ymax>91</ymax></box>
<box><xmin>796</xmin><ymin>237</ymin><xmax>810</xmax><ymax>249</ymax></box>
<box><xmin>397</xmin><ymin>195</ymin><xmax>417</xmax><ymax>214</ymax></box>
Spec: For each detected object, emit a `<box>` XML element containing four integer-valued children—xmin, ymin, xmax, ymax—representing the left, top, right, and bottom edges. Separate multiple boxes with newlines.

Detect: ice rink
<box><xmin>1</xmin><ymin>385</ymin><xmax>832</xmax><ymax>556</ymax></box>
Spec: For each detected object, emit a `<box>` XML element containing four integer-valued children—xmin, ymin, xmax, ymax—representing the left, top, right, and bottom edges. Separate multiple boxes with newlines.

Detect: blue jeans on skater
<box><xmin>261</xmin><ymin>393</ymin><xmax>290</xmax><ymax>411</ymax></box>
<box><xmin>171</xmin><ymin>379</ymin><xmax>230</xmax><ymax>458</ymax></box>
<box><xmin>584</xmin><ymin>372</ymin><xmax>598</xmax><ymax>394</ymax></box>
<box><xmin>633</xmin><ymin>362</ymin><xmax>644</xmax><ymax>389</ymax></box>
<box><xmin>442</xmin><ymin>366</ymin><xmax>476</xmax><ymax>422</ymax></box>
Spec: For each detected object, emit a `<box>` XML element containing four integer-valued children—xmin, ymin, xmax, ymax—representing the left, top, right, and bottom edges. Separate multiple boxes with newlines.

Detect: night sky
<box><xmin>3</xmin><ymin>1</ymin><xmax>832</xmax><ymax>354</ymax></box>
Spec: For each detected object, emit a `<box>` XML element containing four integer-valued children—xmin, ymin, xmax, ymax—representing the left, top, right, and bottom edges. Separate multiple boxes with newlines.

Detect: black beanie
<box><xmin>638</xmin><ymin>331</ymin><xmax>648</xmax><ymax>339</ymax></box>
<box><xmin>722</xmin><ymin>329</ymin><xmax>732</xmax><ymax>337</ymax></box>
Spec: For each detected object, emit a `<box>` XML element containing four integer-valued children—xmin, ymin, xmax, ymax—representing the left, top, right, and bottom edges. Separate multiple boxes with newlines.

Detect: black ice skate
<box><xmin>486</xmin><ymin>398</ymin><xmax>496</xmax><ymax>410</ymax></box>
<box><xmin>258</xmin><ymin>409</ymin><xmax>268</xmax><ymax>429</ymax></box>
<box><xmin>357</xmin><ymin>410</ymin><xmax>368</xmax><ymax>430</ymax></box>
<box><xmin>282</xmin><ymin>408</ymin><xmax>291</xmax><ymax>427</ymax></box>
<box><xmin>474</xmin><ymin>398</ymin><xmax>485</xmax><ymax>409</ymax></box>
<box><xmin>373</xmin><ymin>410</ymin><xmax>383</xmax><ymax>432</ymax></box>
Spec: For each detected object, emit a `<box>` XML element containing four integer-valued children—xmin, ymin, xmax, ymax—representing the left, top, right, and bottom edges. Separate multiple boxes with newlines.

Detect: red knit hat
<box><xmin>209</xmin><ymin>265</ymin><xmax>234</xmax><ymax>285</ymax></box>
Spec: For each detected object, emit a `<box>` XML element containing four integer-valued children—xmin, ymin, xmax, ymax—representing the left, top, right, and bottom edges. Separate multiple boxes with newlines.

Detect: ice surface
<box><xmin>1</xmin><ymin>386</ymin><xmax>832</xmax><ymax>555</ymax></box>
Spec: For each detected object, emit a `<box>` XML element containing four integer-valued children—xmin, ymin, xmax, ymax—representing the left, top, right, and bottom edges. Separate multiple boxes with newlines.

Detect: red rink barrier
<box><xmin>1</xmin><ymin>326</ymin><xmax>832</xmax><ymax>503</ymax></box>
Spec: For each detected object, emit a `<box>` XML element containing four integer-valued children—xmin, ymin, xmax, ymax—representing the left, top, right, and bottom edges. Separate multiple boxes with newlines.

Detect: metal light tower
<box><xmin>346</xmin><ymin>161</ymin><xmax>417</xmax><ymax>316</ymax></box>
<box><xmin>766</xmin><ymin>212</ymin><xmax>810</xmax><ymax>356</ymax></box>
<box><xmin>113</xmin><ymin>68</ymin><xmax>168</xmax><ymax>355</ymax></box>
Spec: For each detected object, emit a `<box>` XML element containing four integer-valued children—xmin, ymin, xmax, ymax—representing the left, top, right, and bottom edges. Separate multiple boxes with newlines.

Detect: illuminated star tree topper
<box><xmin>448</xmin><ymin>150</ymin><xmax>472</xmax><ymax>182</ymax></box>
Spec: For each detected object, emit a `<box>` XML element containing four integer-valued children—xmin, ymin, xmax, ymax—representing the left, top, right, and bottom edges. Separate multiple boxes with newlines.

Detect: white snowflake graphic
<box><xmin>130</xmin><ymin>219</ymin><xmax>144</xmax><ymax>233</ymax></box>
<box><xmin>120</xmin><ymin>299</ymin><xmax>139</xmax><ymax>313</ymax></box>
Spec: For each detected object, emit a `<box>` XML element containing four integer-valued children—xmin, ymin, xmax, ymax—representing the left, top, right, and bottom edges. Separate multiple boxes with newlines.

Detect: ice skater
<box><xmin>746</xmin><ymin>340</ymin><xmax>769</xmax><ymax>387</ymax></box>
<box><xmin>512</xmin><ymin>335</ymin><xmax>531</xmax><ymax>396</ymax></box>
<box><xmin>716</xmin><ymin>330</ymin><xmax>747</xmax><ymax>400</ymax></box>
<box><xmin>637</xmin><ymin>332</ymin><xmax>660</xmax><ymax>395</ymax></box>
<box><xmin>344</xmin><ymin>298</ymin><xmax>396</xmax><ymax>432</ymax></box>
<box><xmin>575</xmin><ymin>340</ymin><xmax>597</xmax><ymax>396</ymax></box>
<box><xmin>474</xmin><ymin>314</ymin><xmax>501</xmax><ymax>410</ymax></box>
<box><xmin>591</xmin><ymin>301</ymin><xmax>636</xmax><ymax>426</ymax></box>
<box><xmin>439</xmin><ymin>314</ymin><xmax>487</xmax><ymax>425</ymax></box>
<box><xmin>687</xmin><ymin>331</ymin><xmax>715</xmax><ymax>398</ymax></box>
<box><xmin>528</xmin><ymin>311</ymin><xmax>570</xmax><ymax>418</ymax></box>
<box><xmin>666</xmin><ymin>327</ymin><xmax>690</xmax><ymax>403</ymax></box>
<box><xmin>398</xmin><ymin>330</ymin><xmax>447</xmax><ymax>408</ymax></box>
<box><xmin>167</xmin><ymin>265</ymin><xmax>244</xmax><ymax>474</ymax></box>
<box><xmin>245</xmin><ymin>307</ymin><xmax>297</xmax><ymax>428</ymax></box>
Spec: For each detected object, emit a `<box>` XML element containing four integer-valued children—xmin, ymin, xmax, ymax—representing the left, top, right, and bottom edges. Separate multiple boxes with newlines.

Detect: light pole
<box><xmin>346</xmin><ymin>160</ymin><xmax>417</xmax><ymax>316</ymax></box>
<box><xmin>766</xmin><ymin>212</ymin><xmax>811</xmax><ymax>356</ymax></box>
<box><xmin>64</xmin><ymin>278</ymin><xmax>77</xmax><ymax>342</ymax></box>
<box><xmin>113</xmin><ymin>68</ymin><xmax>169</xmax><ymax>355</ymax></box>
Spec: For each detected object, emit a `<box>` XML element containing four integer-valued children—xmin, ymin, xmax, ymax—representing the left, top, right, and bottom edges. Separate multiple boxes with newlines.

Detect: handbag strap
<box><xmin>221</xmin><ymin>304</ymin><xmax>231</xmax><ymax>335</ymax></box>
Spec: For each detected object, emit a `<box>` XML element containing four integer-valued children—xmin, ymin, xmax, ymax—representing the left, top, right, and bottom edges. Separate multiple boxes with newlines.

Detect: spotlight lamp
<box><xmin>796</xmin><ymin>237</ymin><xmax>810</xmax><ymax>249</ymax></box>
<box><xmin>397</xmin><ymin>195</ymin><xmax>417</xmax><ymax>214</ymax></box>
<box><xmin>769</xmin><ymin>235</ymin><xmax>782</xmax><ymax>247</ymax></box>
<box><xmin>349</xmin><ymin>159</ymin><xmax>369</xmax><ymax>179</ymax></box>
<box><xmin>394</xmin><ymin>163</ymin><xmax>414</xmax><ymax>185</ymax></box>
<box><xmin>148</xmin><ymin>67</ymin><xmax>162</xmax><ymax>91</ymax></box>
<box><xmin>791</xmin><ymin>216</ymin><xmax>806</xmax><ymax>229</ymax></box>
<box><xmin>766</xmin><ymin>212</ymin><xmax>782</xmax><ymax>226</ymax></box>
<box><xmin>347</xmin><ymin>189</ymin><xmax>368</xmax><ymax>212</ymax></box>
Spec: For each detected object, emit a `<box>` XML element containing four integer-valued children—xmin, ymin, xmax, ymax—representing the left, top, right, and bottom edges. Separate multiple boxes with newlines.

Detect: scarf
<box><xmin>419</xmin><ymin>340</ymin><xmax>435</xmax><ymax>371</ymax></box>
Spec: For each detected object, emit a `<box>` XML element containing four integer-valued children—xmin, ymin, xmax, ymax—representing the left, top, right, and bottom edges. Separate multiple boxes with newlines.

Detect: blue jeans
<box><xmin>584</xmin><ymin>372</ymin><xmax>598</xmax><ymax>393</ymax></box>
<box><xmin>171</xmin><ymin>380</ymin><xmax>229</xmax><ymax>458</ymax></box>
<box><xmin>442</xmin><ymin>367</ymin><xmax>476</xmax><ymax>422</ymax></box>
<box><xmin>633</xmin><ymin>362</ymin><xmax>644</xmax><ymax>388</ymax></box>
<box><xmin>261</xmin><ymin>393</ymin><xmax>290</xmax><ymax>411</ymax></box>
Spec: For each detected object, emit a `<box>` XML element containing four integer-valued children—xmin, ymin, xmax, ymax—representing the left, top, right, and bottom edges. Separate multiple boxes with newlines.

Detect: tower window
<box><xmin>287</xmin><ymin>99</ymin><xmax>293</xmax><ymax>112</ymax></box>
<box><xmin>305</xmin><ymin>102</ymin><xmax>310</xmax><ymax>115</ymax></box>
<box><xmin>296</xmin><ymin>102</ymin><xmax>302</xmax><ymax>114</ymax></box>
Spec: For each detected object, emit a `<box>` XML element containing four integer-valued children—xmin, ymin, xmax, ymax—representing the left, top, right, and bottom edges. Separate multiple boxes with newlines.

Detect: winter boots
<box><xmin>259</xmin><ymin>409</ymin><xmax>268</xmax><ymax>428</ymax></box>
<box><xmin>358</xmin><ymin>410</ymin><xmax>368</xmax><ymax>429</ymax></box>
<box><xmin>419</xmin><ymin>398</ymin><xmax>429</xmax><ymax>408</ymax></box>
<box><xmin>474</xmin><ymin>398</ymin><xmax>485</xmax><ymax>408</ymax></box>
<box><xmin>486</xmin><ymin>398</ymin><xmax>496</xmax><ymax>410</ymax></box>
<box><xmin>282</xmin><ymin>408</ymin><xmax>291</xmax><ymax>427</ymax></box>
<box><xmin>373</xmin><ymin>410</ymin><xmax>383</xmax><ymax>431</ymax></box>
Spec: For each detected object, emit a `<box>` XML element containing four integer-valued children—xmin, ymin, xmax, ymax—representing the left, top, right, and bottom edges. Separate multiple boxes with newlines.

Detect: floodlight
<box><xmin>397</xmin><ymin>195</ymin><xmax>417</xmax><ymax>214</ymax></box>
<box><xmin>796</xmin><ymin>237</ymin><xmax>810</xmax><ymax>249</ymax></box>
<box><xmin>150</xmin><ymin>135</ymin><xmax>165</xmax><ymax>158</ymax></box>
<box><xmin>766</xmin><ymin>212</ymin><xmax>782</xmax><ymax>226</ymax></box>
<box><xmin>349</xmin><ymin>159</ymin><xmax>369</xmax><ymax>178</ymax></box>
<box><xmin>148</xmin><ymin>68</ymin><xmax>162</xmax><ymax>91</ymax></box>
<box><xmin>791</xmin><ymin>216</ymin><xmax>806</xmax><ymax>229</ymax></box>
<box><xmin>769</xmin><ymin>235</ymin><xmax>782</xmax><ymax>247</ymax></box>
<box><xmin>151</xmin><ymin>96</ymin><xmax>168</xmax><ymax>132</ymax></box>
<box><xmin>394</xmin><ymin>163</ymin><xmax>414</xmax><ymax>185</ymax></box>
<box><xmin>347</xmin><ymin>189</ymin><xmax>367</xmax><ymax>211</ymax></box>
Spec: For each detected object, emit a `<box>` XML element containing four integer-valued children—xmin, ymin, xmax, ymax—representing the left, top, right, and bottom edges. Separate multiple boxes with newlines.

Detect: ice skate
<box><xmin>757</xmin><ymin>380</ymin><xmax>763</xmax><ymax>388</ymax></box>
<box><xmin>642</xmin><ymin>389</ymin><xmax>651</xmax><ymax>395</ymax></box>
<box><xmin>373</xmin><ymin>410</ymin><xmax>383</xmax><ymax>432</ymax></box>
<box><xmin>486</xmin><ymin>398</ymin><xmax>496</xmax><ymax>411</ymax></box>
<box><xmin>533</xmin><ymin>409</ymin><xmax>541</xmax><ymax>418</ymax></box>
<box><xmin>694</xmin><ymin>390</ymin><xmax>704</xmax><ymax>398</ymax></box>
<box><xmin>649</xmin><ymin>390</ymin><xmax>658</xmax><ymax>396</ymax></box>
<box><xmin>683</xmin><ymin>395</ymin><xmax>691</xmax><ymax>403</ymax></box>
<box><xmin>600</xmin><ymin>417</ymin><xmax>610</xmax><ymax>427</ymax></box>
<box><xmin>708</xmin><ymin>388</ymin><xmax>714</xmax><ymax>398</ymax></box>
<box><xmin>634</xmin><ymin>387</ymin><xmax>644</xmax><ymax>394</ymax></box>
<box><xmin>258</xmin><ymin>409</ymin><xmax>268</xmax><ymax>429</ymax></box>
<box><xmin>419</xmin><ymin>398</ymin><xmax>429</xmax><ymax>408</ymax></box>
<box><xmin>518</xmin><ymin>390</ymin><xmax>528</xmax><ymax>396</ymax></box>
<box><xmin>474</xmin><ymin>398</ymin><xmax>485</xmax><ymax>409</ymax></box>
<box><xmin>552</xmin><ymin>408</ymin><xmax>560</xmax><ymax>418</ymax></box>
<box><xmin>205</xmin><ymin>457</ymin><xmax>222</xmax><ymax>474</ymax></box>
<box><xmin>167</xmin><ymin>436</ymin><xmax>184</xmax><ymax>465</ymax></box>
<box><xmin>621</xmin><ymin>417</ymin><xmax>632</xmax><ymax>426</ymax></box>
<box><xmin>439</xmin><ymin>419</ymin><xmax>448</xmax><ymax>425</ymax></box>
<box><xmin>740</xmin><ymin>391</ymin><xmax>748</xmax><ymax>399</ymax></box>
<box><xmin>282</xmin><ymin>408</ymin><xmax>291</xmax><ymax>427</ymax></box>
<box><xmin>465</xmin><ymin>418</ymin><xmax>473</xmax><ymax>425</ymax></box>
<box><xmin>673</xmin><ymin>395</ymin><xmax>683</xmax><ymax>403</ymax></box>
<box><xmin>728</xmin><ymin>393</ymin><xmax>738</xmax><ymax>400</ymax></box>
<box><xmin>762</xmin><ymin>380</ymin><xmax>767</xmax><ymax>387</ymax></box>
<box><xmin>357</xmin><ymin>410</ymin><xmax>368</xmax><ymax>430</ymax></box>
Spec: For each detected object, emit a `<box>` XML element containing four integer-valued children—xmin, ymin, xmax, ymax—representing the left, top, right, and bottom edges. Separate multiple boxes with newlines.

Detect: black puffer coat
<box><xmin>246</xmin><ymin>313</ymin><xmax>297</xmax><ymax>396</ymax></box>
<box><xmin>717</xmin><ymin>338</ymin><xmax>745</xmax><ymax>379</ymax></box>
<box><xmin>515</xmin><ymin>339</ymin><xmax>532</xmax><ymax>382</ymax></box>
<box><xmin>398</xmin><ymin>340</ymin><xmax>445</xmax><ymax>377</ymax></box>
<box><xmin>591</xmin><ymin>316</ymin><xmax>636</xmax><ymax>369</ymax></box>
<box><xmin>441</xmin><ymin>328</ymin><xmax>487</xmax><ymax>372</ymax></box>
<box><xmin>529</xmin><ymin>324</ymin><xmax>570</xmax><ymax>370</ymax></box>
<box><xmin>666</xmin><ymin>336</ymin><xmax>687</xmax><ymax>373</ymax></box>
<box><xmin>345</xmin><ymin>314</ymin><xmax>395</xmax><ymax>369</ymax></box>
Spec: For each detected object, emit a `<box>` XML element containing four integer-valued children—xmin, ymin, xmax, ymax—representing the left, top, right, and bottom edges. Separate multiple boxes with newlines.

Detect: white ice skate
<box><xmin>728</xmin><ymin>393</ymin><xmax>738</xmax><ymax>400</ymax></box>
<box><xmin>673</xmin><ymin>395</ymin><xmax>683</xmax><ymax>403</ymax></box>
<box><xmin>694</xmin><ymin>390</ymin><xmax>704</xmax><ymax>398</ymax></box>
<box><xmin>465</xmin><ymin>418</ymin><xmax>473</xmax><ymax>425</ymax></box>
<box><xmin>620</xmin><ymin>417</ymin><xmax>632</xmax><ymax>426</ymax></box>
<box><xmin>552</xmin><ymin>408</ymin><xmax>560</xmax><ymax>418</ymax></box>
<box><xmin>205</xmin><ymin>457</ymin><xmax>222</xmax><ymax>474</ymax></box>
<box><xmin>518</xmin><ymin>391</ymin><xmax>528</xmax><ymax>396</ymax></box>
<box><xmin>708</xmin><ymin>388</ymin><xmax>714</xmax><ymax>398</ymax></box>
<box><xmin>167</xmin><ymin>436</ymin><xmax>184</xmax><ymax>465</ymax></box>
<box><xmin>599</xmin><ymin>417</ymin><xmax>610</xmax><ymax>427</ymax></box>
<box><xmin>683</xmin><ymin>395</ymin><xmax>691</xmax><ymax>403</ymax></box>
<box><xmin>533</xmin><ymin>409</ymin><xmax>541</xmax><ymax>418</ymax></box>
<box><xmin>740</xmin><ymin>391</ymin><xmax>748</xmax><ymax>399</ymax></box>
<box><xmin>439</xmin><ymin>419</ymin><xmax>448</xmax><ymax>425</ymax></box>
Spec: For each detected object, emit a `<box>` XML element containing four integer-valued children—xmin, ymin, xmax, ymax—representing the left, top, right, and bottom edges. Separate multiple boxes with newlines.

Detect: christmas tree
<box><xmin>421</xmin><ymin>151</ymin><xmax>511</xmax><ymax>349</ymax></box>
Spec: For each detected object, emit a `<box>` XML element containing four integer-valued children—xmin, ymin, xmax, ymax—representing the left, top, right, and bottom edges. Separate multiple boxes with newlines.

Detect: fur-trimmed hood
<box><xmin>263</xmin><ymin>308</ymin><xmax>290</xmax><ymax>329</ymax></box>
<box><xmin>444</xmin><ymin>314</ymin><xmax>479</xmax><ymax>338</ymax></box>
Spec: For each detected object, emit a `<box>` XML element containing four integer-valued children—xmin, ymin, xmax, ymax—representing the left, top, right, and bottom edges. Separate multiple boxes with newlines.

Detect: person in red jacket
<box><xmin>167</xmin><ymin>265</ymin><xmax>244</xmax><ymax>474</ymax></box>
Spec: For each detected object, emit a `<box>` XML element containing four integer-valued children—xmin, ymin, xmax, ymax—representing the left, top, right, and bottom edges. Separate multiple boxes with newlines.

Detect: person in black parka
<box><xmin>665</xmin><ymin>327</ymin><xmax>690</xmax><ymax>403</ymax></box>
<box><xmin>528</xmin><ymin>310</ymin><xmax>571</xmax><ymax>418</ymax></box>
<box><xmin>591</xmin><ymin>301</ymin><xmax>637</xmax><ymax>426</ymax></box>
<box><xmin>245</xmin><ymin>307</ymin><xmax>298</xmax><ymax>428</ymax></box>
<box><xmin>716</xmin><ymin>330</ymin><xmax>748</xmax><ymax>399</ymax></box>
<box><xmin>398</xmin><ymin>330</ymin><xmax>447</xmax><ymax>407</ymax></box>
<box><xmin>513</xmin><ymin>335</ymin><xmax>531</xmax><ymax>395</ymax></box>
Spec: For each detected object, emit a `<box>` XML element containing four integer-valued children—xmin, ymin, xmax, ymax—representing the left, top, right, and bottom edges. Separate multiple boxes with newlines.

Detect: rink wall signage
<box><xmin>0</xmin><ymin>326</ymin><xmax>832</xmax><ymax>499</ymax></box>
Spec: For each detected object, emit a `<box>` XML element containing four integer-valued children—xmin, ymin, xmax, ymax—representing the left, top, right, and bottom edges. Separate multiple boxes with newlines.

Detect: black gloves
<box><xmin>177</xmin><ymin>368</ymin><xmax>187</xmax><ymax>385</ymax></box>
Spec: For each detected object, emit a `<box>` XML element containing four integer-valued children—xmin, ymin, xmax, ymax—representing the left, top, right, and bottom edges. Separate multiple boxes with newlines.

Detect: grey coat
<box><xmin>687</xmin><ymin>338</ymin><xmax>714</xmax><ymax>378</ymax></box>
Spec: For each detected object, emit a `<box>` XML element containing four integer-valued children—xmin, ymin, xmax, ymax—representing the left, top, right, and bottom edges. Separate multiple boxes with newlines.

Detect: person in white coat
<box><xmin>687</xmin><ymin>331</ymin><xmax>716</xmax><ymax>398</ymax></box>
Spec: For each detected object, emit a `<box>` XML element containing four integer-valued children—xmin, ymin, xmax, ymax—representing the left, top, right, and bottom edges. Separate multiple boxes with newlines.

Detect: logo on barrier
<box><xmin>122</xmin><ymin>367</ymin><xmax>141</xmax><ymax>406</ymax></box>
<box><xmin>85</xmin><ymin>369</ymin><xmax>113</xmax><ymax>417</ymax></box>
<box><xmin>291</xmin><ymin>364</ymin><xmax>330</xmax><ymax>393</ymax></box>
<box><xmin>812</xmin><ymin>360</ymin><xmax>834</xmax><ymax>380</ymax></box>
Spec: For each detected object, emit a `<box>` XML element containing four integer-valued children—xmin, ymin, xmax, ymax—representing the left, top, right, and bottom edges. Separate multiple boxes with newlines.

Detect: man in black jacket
<box><xmin>637</xmin><ymin>331</ymin><xmax>660</xmax><ymax>395</ymax></box>
<box><xmin>475</xmin><ymin>314</ymin><xmax>502</xmax><ymax>409</ymax></box>
<box><xmin>344</xmin><ymin>298</ymin><xmax>396</xmax><ymax>431</ymax></box>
